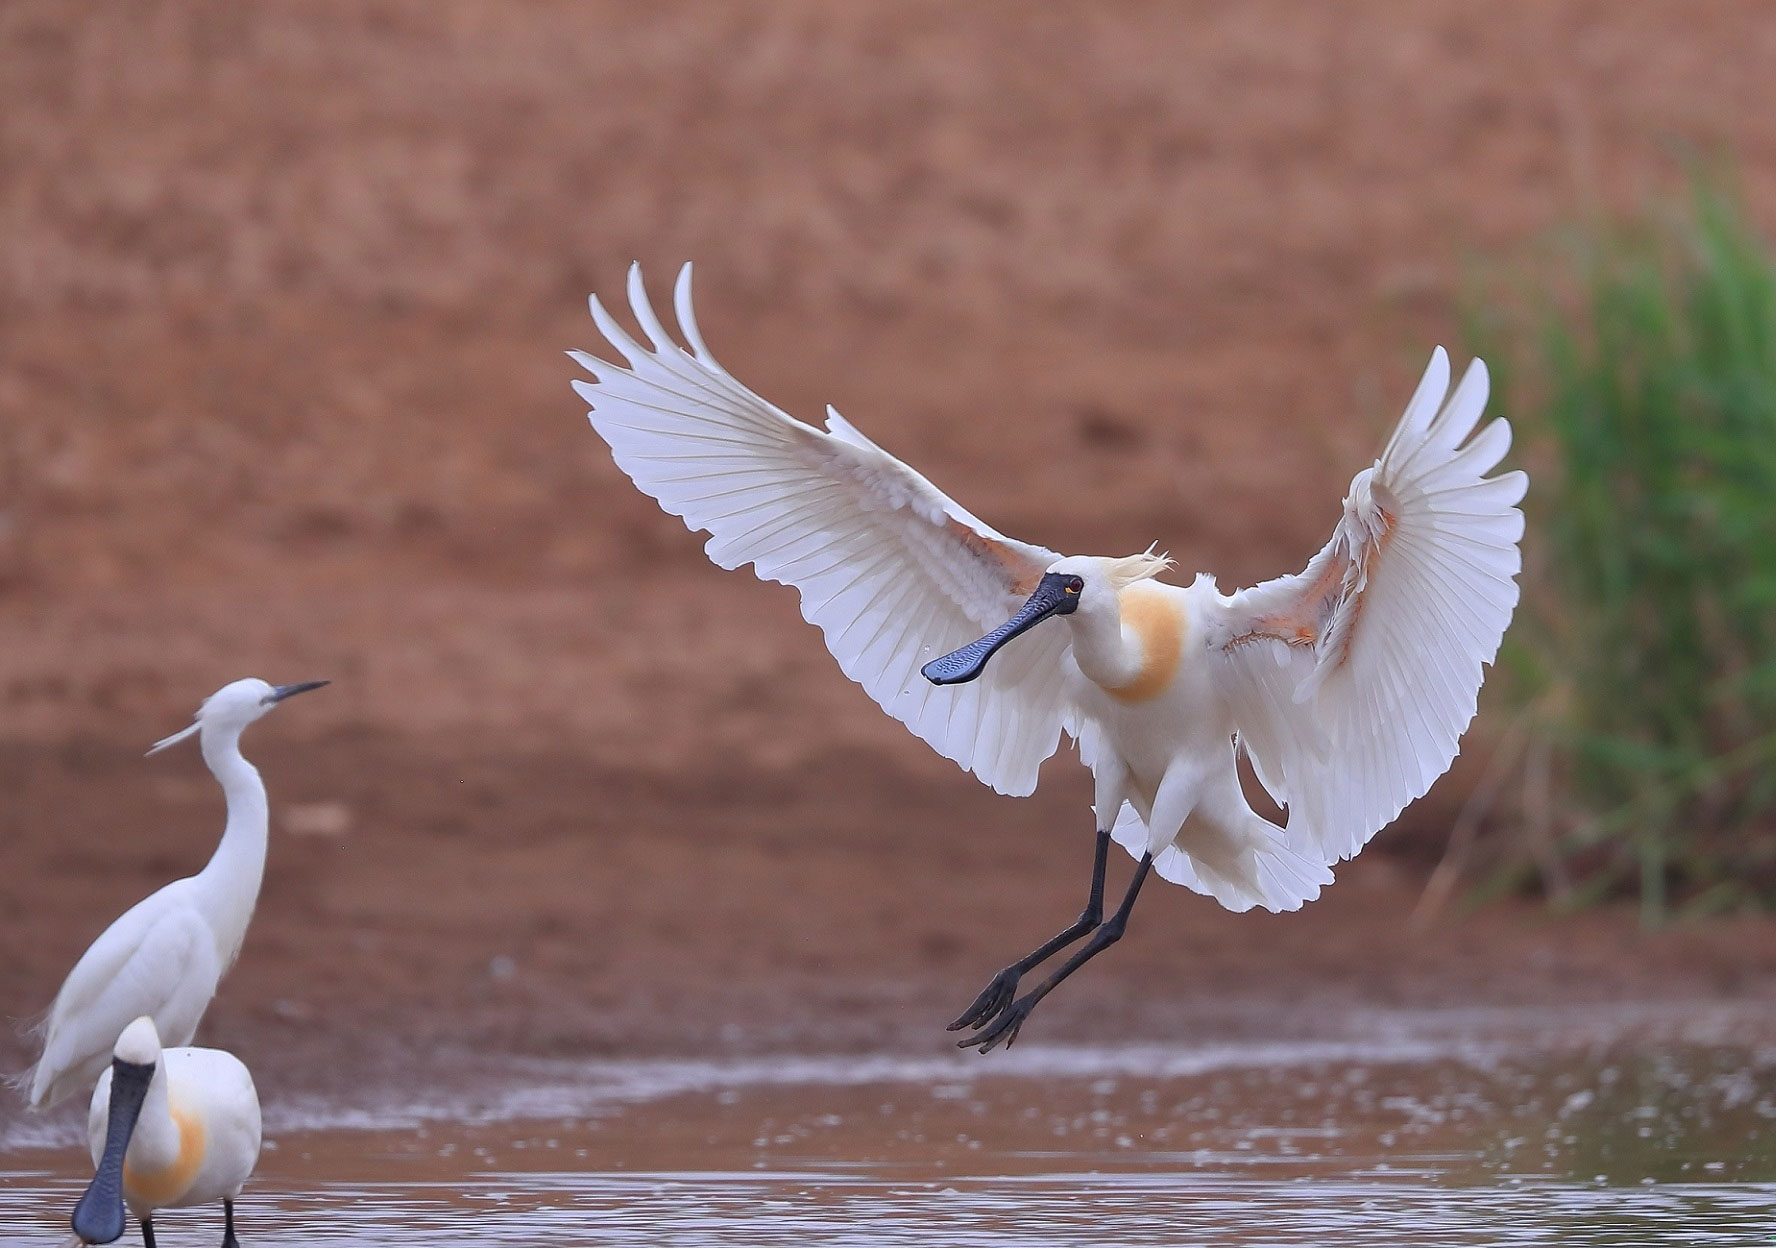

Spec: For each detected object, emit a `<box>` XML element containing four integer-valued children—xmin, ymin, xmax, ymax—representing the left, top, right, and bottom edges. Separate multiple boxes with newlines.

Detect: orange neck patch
<box><xmin>124</xmin><ymin>1103</ymin><xmax>207</xmax><ymax>1209</ymax></box>
<box><xmin>1104</xmin><ymin>586</ymin><xmax>1184</xmax><ymax>704</ymax></box>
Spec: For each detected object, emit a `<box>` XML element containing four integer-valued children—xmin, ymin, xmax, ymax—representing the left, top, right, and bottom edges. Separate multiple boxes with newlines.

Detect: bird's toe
<box><xmin>957</xmin><ymin>998</ymin><xmax>1034</xmax><ymax>1054</ymax></box>
<box><xmin>946</xmin><ymin>967</ymin><xmax>1021</xmax><ymax>1031</ymax></box>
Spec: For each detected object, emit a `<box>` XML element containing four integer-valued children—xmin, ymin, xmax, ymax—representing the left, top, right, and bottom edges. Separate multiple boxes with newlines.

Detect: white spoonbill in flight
<box><xmin>570</xmin><ymin>265</ymin><xmax>1525</xmax><ymax>1052</ymax></box>
<box><xmin>20</xmin><ymin>678</ymin><xmax>327</xmax><ymax>1108</ymax></box>
<box><xmin>70</xmin><ymin>1016</ymin><xmax>261</xmax><ymax>1247</ymax></box>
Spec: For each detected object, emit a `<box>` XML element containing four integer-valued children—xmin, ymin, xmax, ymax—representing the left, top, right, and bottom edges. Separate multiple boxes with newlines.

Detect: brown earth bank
<box><xmin>5</xmin><ymin>705</ymin><xmax>1776</xmax><ymax>1119</ymax></box>
<box><xmin>7</xmin><ymin>3</ymin><xmax>1776</xmax><ymax>1115</ymax></box>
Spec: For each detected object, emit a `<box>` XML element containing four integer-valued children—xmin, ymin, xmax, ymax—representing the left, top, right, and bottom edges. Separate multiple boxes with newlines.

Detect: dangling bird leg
<box><xmin>948</xmin><ymin>829</ymin><xmax>1112</xmax><ymax>1032</ymax></box>
<box><xmin>959</xmin><ymin>851</ymin><xmax>1154</xmax><ymax>1054</ymax></box>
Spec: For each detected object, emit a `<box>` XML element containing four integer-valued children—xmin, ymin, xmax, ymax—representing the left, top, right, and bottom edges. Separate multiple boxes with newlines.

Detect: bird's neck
<box><xmin>1068</xmin><ymin>592</ymin><xmax>1144</xmax><ymax>690</ymax></box>
<box><xmin>1068</xmin><ymin>583</ymin><xmax>1186</xmax><ymax>703</ymax></box>
<box><xmin>192</xmin><ymin>725</ymin><xmax>268</xmax><ymax>962</ymax></box>
<box><xmin>123</xmin><ymin>1066</ymin><xmax>180</xmax><ymax>1175</ymax></box>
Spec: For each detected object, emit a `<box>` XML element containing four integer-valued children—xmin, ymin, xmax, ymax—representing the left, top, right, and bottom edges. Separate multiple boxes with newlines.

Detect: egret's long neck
<box><xmin>193</xmin><ymin>724</ymin><xmax>268</xmax><ymax>962</ymax></box>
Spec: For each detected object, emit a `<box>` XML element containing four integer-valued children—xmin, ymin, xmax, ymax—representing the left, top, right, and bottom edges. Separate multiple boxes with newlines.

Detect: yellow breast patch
<box><xmin>124</xmin><ymin>1104</ymin><xmax>207</xmax><ymax>1208</ymax></box>
<box><xmin>1105</xmin><ymin>585</ymin><xmax>1184</xmax><ymax>704</ymax></box>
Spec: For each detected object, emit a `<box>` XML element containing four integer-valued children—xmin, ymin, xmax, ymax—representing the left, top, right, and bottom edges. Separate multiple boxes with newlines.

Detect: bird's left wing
<box><xmin>1204</xmin><ymin>349</ymin><xmax>1527</xmax><ymax>861</ymax></box>
<box><xmin>570</xmin><ymin>264</ymin><xmax>1074</xmax><ymax>796</ymax></box>
<box><xmin>28</xmin><ymin>895</ymin><xmax>220</xmax><ymax>1108</ymax></box>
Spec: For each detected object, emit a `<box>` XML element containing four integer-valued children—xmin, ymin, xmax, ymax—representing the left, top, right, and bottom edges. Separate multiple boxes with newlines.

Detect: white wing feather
<box><xmin>571</xmin><ymin>264</ymin><xmax>1074</xmax><ymax>796</ymax></box>
<box><xmin>1208</xmin><ymin>349</ymin><xmax>1527</xmax><ymax>861</ymax></box>
<box><xmin>27</xmin><ymin>886</ymin><xmax>221</xmax><ymax>1109</ymax></box>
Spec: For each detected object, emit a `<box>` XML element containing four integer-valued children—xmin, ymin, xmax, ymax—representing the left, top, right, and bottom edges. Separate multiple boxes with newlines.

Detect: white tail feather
<box><xmin>1109</xmin><ymin>804</ymin><xmax>1332</xmax><ymax>914</ymax></box>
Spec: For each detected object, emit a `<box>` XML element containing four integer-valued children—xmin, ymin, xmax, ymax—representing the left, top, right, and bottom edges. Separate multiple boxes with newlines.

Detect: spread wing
<box><xmin>570</xmin><ymin>264</ymin><xmax>1075</xmax><ymax>796</ymax></box>
<box><xmin>1206</xmin><ymin>349</ymin><xmax>1527</xmax><ymax>861</ymax></box>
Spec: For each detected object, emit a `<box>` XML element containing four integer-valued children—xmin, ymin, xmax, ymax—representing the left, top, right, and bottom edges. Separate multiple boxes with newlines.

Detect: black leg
<box><xmin>960</xmin><ymin>851</ymin><xmax>1154</xmax><ymax>1054</ymax></box>
<box><xmin>142</xmin><ymin>1216</ymin><xmax>158</xmax><ymax>1248</ymax></box>
<box><xmin>948</xmin><ymin>829</ymin><xmax>1112</xmax><ymax>1032</ymax></box>
<box><xmin>222</xmin><ymin>1198</ymin><xmax>239</xmax><ymax>1248</ymax></box>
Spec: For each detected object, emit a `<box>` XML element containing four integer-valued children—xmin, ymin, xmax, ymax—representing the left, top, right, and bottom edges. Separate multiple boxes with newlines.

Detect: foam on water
<box><xmin>6</xmin><ymin>999</ymin><xmax>1745</xmax><ymax>1143</ymax></box>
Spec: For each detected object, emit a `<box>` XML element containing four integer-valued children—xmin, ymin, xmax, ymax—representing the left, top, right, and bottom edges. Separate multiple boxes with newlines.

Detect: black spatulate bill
<box><xmin>922</xmin><ymin>572</ymin><xmax>1082</xmax><ymax>686</ymax></box>
<box><xmin>71</xmin><ymin>1056</ymin><xmax>156</xmax><ymax>1245</ymax></box>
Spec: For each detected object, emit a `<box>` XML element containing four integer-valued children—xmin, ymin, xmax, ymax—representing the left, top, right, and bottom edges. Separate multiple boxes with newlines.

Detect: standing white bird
<box><xmin>20</xmin><ymin>678</ymin><xmax>327</xmax><ymax>1109</ymax></box>
<box><xmin>570</xmin><ymin>265</ymin><xmax>1525</xmax><ymax>1052</ymax></box>
<box><xmin>71</xmin><ymin>1016</ymin><xmax>261</xmax><ymax>1247</ymax></box>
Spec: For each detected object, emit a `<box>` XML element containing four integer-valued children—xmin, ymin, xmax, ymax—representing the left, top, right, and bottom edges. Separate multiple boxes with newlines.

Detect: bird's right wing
<box><xmin>570</xmin><ymin>264</ymin><xmax>1075</xmax><ymax>796</ymax></box>
<box><xmin>28</xmin><ymin>894</ymin><xmax>219</xmax><ymax>1108</ymax></box>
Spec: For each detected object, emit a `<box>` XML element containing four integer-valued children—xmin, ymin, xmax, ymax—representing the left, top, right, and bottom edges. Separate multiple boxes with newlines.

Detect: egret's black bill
<box><xmin>271</xmin><ymin>680</ymin><xmax>330</xmax><ymax>702</ymax></box>
<box><xmin>923</xmin><ymin>572</ymin><xmax>1081</xmax><ymax>686</ymax></box>
<box><xmin>71</xmin><ymin>1057</ymin><xmax>156</xmax><ymax>1245</ymax></box>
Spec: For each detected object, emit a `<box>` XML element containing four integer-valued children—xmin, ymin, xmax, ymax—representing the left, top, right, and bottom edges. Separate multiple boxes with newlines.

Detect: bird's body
<box><xmin>74</xmin><ymin>1018</ymin><xmax>260</xmax><ymax>1246</ymax></box>
<box><xmin>88</xmin><ymin>1043</ymin><xmax>261</xmax><ymax>1223</ymax></box>
<box><xmin>1060</xmin><ymin>574</ymin><xmax>1330</xmax><ymax>914</ymax></box>
<box><xmin>31</xmin><ymin>882</ymin><xmax>228</xmax><ymax>1113</ymax></box>
<box><xmin>22</xmin><ymin>678</ymin><xmax>326</xmax><ymax>1110</ymax></box>
<box><xmin>571</xmin><ymin>265</ymin><xmax>1525</xmax><ymax>1049</ymax></box>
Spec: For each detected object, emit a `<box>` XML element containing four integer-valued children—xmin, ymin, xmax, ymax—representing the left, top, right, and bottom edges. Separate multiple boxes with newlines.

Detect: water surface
<box><xmin>6</xmin><ymin>1006</ymin><xmax>1774</xmax><ymax>1245</ymax></box>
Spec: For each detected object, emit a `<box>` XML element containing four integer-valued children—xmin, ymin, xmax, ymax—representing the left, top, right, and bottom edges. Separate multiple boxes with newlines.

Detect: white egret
<box><xmin>71</xmin><ymin>1016</ymin><xmax>260</xmax><ymax>1247</ymax></box>
<box><xmin>570</xmin><ymin>265</ymin><xmax>1525</xmax><ymax>1051</ymax></box>
<box><xmin>21</xmin><ymin>678</ymin><xmax>327</xmax><ymax>1108</ymax></box>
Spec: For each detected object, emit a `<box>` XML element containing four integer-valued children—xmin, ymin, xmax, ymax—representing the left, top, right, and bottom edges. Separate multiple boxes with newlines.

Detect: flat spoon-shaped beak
<box><xmin>923</xmin><ymin>572</ymin><xmax>1080</xmax><ymax>686</ymax></box>
<box><xmin>71</xmin><ymin>1057</ymin><xmax>156</xmax><ymax>1245</ymax></box>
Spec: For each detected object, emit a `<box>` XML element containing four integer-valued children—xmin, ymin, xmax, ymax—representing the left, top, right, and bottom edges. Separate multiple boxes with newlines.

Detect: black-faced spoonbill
<box><xmin>71</xmin><ymin>1016</ymin><xmax>261</xmax><ymax>1247</ymax></box>
<box><xmin>571</xmin><ymin>265</ymin><xmax>1525</xmax><ymax>1052</ymax></box>
<box><xmin>21</xmin><ymin>678</ymin><xmax>326</xmax><ymax>1108</ymax></box>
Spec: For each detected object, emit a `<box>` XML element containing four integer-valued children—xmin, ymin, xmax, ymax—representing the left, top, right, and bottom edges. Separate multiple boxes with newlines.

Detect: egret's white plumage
<box><xmin>21</xmin><ymin>678</ymin><xmax>325</xmax><ymax>1110</ymax></box>
<box><xmin>571</xmin><ymin>265</ymin><xmax>1525</xmax><ymax>1046</ymax></box>
<box><xmin>74</xmin><ymin>1017</ymin><xmax>260</xmax><ymax>1246</ymax></box>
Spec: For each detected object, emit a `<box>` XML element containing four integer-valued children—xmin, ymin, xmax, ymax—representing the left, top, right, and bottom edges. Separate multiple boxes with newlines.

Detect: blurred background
<box><xmin>4</xmin><ymin>2</ymin><xmax>1776</xmax><ymax>1092</ymax></box>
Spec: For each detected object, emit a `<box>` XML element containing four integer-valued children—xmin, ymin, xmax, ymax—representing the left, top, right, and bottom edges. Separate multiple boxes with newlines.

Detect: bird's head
<box><xmin>921</xmin><ymin>550</ymin><xmax>1171</xmax><ymax>686</ymax></box>
<box><xmin>112</xmin><ymin>1016</ymin><xmax>162</xmax><ymax>1067</ymax></box>
<box><xmin>146</xmin><ymin>677</ymin><xmax>330</xmax><ymax>755</ymax></box>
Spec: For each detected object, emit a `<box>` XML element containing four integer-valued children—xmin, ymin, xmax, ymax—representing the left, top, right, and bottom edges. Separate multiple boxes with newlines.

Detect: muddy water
<box><xmin>5</xmin><ymin>1010</ymin><xmax>1776</xmax><ymax>1245</ymax></box>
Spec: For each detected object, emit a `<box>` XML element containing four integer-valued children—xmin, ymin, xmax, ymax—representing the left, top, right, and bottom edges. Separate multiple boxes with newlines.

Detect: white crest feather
<box><xmin>146</xmin><ymin>721</ymin><xmax>200</xmax><ymax>756</ymax></box>
<box><xmin>1102</xmin><ymin>546</ymin><xmax>1174</xmax><ymax>590</ymax></box>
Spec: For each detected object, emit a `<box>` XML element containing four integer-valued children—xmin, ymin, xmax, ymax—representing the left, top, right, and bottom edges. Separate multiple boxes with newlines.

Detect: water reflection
<box><xmin>9</xmin><ymin>1167</ymin><xmax>1775</xmax><ymax>1246</ymax></box>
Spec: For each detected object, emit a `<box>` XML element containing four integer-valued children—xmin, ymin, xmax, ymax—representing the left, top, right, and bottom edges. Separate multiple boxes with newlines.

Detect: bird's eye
<box><xmin>1065</xmin><ymin>581</ymin><xmax>1082</xmax><ymax>594</ymax></box>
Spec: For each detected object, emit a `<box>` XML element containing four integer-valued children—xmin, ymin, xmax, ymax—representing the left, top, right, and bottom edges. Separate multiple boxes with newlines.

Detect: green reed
<box><xmin>1467</xmin><ymin>177</ymin><xmax>1776</xmax><ymax>922</ymax></box>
